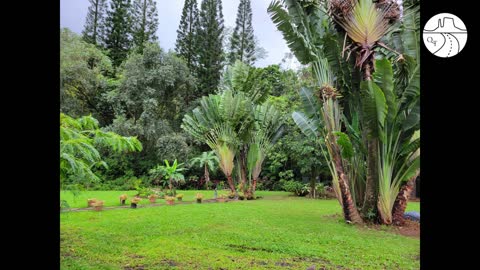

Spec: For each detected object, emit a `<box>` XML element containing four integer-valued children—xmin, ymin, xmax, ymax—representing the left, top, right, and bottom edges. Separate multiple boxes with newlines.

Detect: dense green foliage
<box><xmin>103</xmin><ymin>42</ymin><xmax>196</xmax><ymax>177</ymax></box>
<box><xmin>228</xmin><ymin>0</ymin><xmax>256</xmax><ymax>65</ymax></box>
<box><xmin>60</xmin><ymin>28</ymin><xmax>113</xmax><ymax>124</ymax></box>
<box><xmin>268</xmin><ymin>0</ymin><xmax>420</xmax><ymax>224</ymax></box>
<box><xmin>61</xmin><ymin>192</ymin><xmax>420</xmax><ymax>269</ymax></box>
<box><xmin>61</xmin><ymin>1</ymin><xmax>419</xmax><ymax>211</ymax></box>
<box><xmin>60</xmin><ymin>27</ymin><xmax>333</xmax><ymax>192</ymax></box>
<box><xmin>60</xmin><ymin>113</ymin><xmax>142</xmax><ymax>190</ymax></box>
<box><xmin>182</xmin><ymin>61</ymin><xmax>286</xmax><ymax>197</ymax></box>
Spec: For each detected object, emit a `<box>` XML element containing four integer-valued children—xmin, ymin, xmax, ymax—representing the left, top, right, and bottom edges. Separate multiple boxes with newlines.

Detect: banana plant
<box><xmin>149</xmin><ymin>159</ymin><xmax>185</xmax><ymax>196</ymax></box>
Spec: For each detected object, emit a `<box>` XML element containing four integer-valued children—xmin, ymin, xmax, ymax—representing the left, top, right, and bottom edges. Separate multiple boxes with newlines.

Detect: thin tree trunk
<box><xmin>226</xmin><ymin>174</ymin><xmax>235</xmax><ymax>194</ymax></box>
<box><xmin>363</xmin><ymin>138</ymin><xmax>378</xmax><ymax>218</ymax></box>
<box><xmin>331</xmin><ymin>142</ymin><xmax>363</xmax><ymax>224</ymax></box>
<box><xmin>392</xmin><ymin>173</ymin><xmax>419</xmax><ymax>226</ymax></box>
<box><xmin>252</xmin><ymin>177</ymin><xmax>257</xmax><ymax>197</ymax></box>
<box><xmin>310</xmin><ymin>177</ymin><xmax>316</xmax><ymax>199</ymax></box>
<box><xmin>240</xmin><ymin>148</ymin><xmax>249</xmax><ymax>196</ymax></box>
<box><xmin>361</xmin><ymin>59</ymin><xmax>379</xmax><ymax>221</ymax></box>
<box><xmin>204</xmin><ymin>164</ymin><xmax>210</xmax><ymax>190</ymax></box>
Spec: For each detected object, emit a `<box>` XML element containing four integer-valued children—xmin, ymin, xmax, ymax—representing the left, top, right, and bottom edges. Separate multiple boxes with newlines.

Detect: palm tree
<box><xmin>246</xmin><ymin>102</ymin><xmax>284</xmax><ymax>197</ymax></box>
<box><xmin>190</xmin><ymin>151</ymin><xmax>219</xmax><ymax>189</ymax></box>
<box><xmin>328</xmin><ymin>0</ymin><xmax>402</xmax><ymax>218</ymax></box>
<box><xmin>182</xmin><ymin>92</ymin><xmax>248</xmax><ymax>194</ymax></box>
<box><xmin>269</xmin><ymin>0</ymin><xmax>363</xmax><ymax>224</ymax></box>
<box><xmin>183</xmin><ymin>62</ymin><xmax>285</xmax><ymax>197</ymax></box>
<box><xmin>329</xmin><ymin>0</ymin><xmax>400</xmax><ymax>79</ymax></box>
<box><xmin>270</xmin><ymin>0</ymin><xmax>419</xmax><ymax>225</ymax></box>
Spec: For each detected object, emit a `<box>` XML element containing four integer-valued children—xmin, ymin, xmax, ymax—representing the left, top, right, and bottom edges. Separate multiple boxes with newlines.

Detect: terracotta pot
<box><xmin>166</xmin><ymin>200</ymin><xmax>174</xmax><ymax>205</ymax></box>
<box><xmin>87</xmin><ymin>199</ymin><xmax>96</xmax><ymax>207</ymax></box>
<box><xmin>149</xmin><ymin>198</ymin><xmax>156</xmax><ymax>203</ymax></box>
<box><xmin>94</xmin><ymin>206</ymin><xmax>103</xmax><ymax>211</ymax></box>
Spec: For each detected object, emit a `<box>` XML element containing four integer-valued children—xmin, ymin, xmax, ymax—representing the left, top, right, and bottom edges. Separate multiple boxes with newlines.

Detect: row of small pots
<box><xmin>87</xmin><ymin>194</ymin><xmax>227</xmax><ymax>211</ymax></box>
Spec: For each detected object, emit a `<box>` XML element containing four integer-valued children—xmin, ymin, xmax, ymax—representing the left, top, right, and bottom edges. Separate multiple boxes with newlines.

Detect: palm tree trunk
<box><xmin>240</xmin><ymin>148</ymin><xmax>249</xmax><ymax>196</ymax></box>
<box><xmin>310</xmin><ymin>177</ymin><xmax>316</xmax><ymax>199</ymax></box>
<box><xmin>332</xmin><ymin>142</ymin><xmax>363</xmax><ymax>224</ymax></box>
<box><xmin>392</xmin><ymin>173</ymin><xmax>419</xmax><ymax>226</ymax></box>
<box><xmin>226</xmin><ymin>174</ymin><xmax>235</xmax><ymax>194</ymax></box>
<box><xmin>252</xmin><ymin>177</ymin><xmax>257</xmax><ymax>196</ymax></box>
<box><xmin>169</xmin><ymin>177</ymin><xmax>176</xmax><ymax>196</ymax></box>
<box><xmin>204</xmin><ymin>164</ymin><xmax>210</xmax><ymax>190</ymax></box>
<box><xmin>361</xmin><ymin>59</ymin><xmax>379</xmax><ymax>221</ymax></box>
<box><xmin>362</xmin><ymin>138</ymin><xmax>378</xmax><ymax>218</ymax></box>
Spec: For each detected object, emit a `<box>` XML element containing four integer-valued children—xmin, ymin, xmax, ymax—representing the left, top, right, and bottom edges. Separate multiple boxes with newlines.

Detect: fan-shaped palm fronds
<box><xmin>329</xmin><ymin>0</ymin><xmax>399</xmax><ymax>74</ymax></box>
<box><xmin>190</xmin><ymin>151</ymin><xmax>219</xmax><ymax>190</ymax></box>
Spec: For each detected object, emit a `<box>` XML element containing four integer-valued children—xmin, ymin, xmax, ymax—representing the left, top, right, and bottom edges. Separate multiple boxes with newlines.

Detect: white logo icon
<box><xmin>423</xmin><ymin>13</ymin><xmax>467</xmax><ymax>58</ymax></box>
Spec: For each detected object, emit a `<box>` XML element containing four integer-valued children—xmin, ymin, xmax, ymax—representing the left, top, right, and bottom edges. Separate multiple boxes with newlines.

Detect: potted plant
<box><xmin>196</xmin><ymin>193</ymin><xmax>204</xmax><ymax>203</ymax></box>
<box><xmin>176</xmin><ymin>193</ymin><xmax>184</xmax><ymax>202</ymax></box>
<box><xmin>165</xmin><ymin>196</ymin><xmax>175</xmax><ymax>205</ymax></box>
<box><xmin>131</xmin><ymin>197</ymin><xmax>141</xmax><ymax>208</ymax></box>
<box><xmin>148</xmin><ymin>194</ymin><xmax>158</xmax><ymax>203</ymax></box>
<box><xmin>92</xmin><ymin>200</ymin><xmax>104</xmax><ymax>211</ymax></box>
<box><xmin>217</xmin><ymin>194</ymin><xmax>227</xmax><ymax>203</ymax></box>
<box><xmin>228</xmin><ymin>191</ymin><xmax>235</xmax><ymax>199</ymax></box>
<box><xmin>87</xmin><ymin>198</ymin><xmax>97</xmax><ymax>207</ymax></box>
<box><xmin>119</xmin><ymin>194</ymin><xmax>128</xmax><ymax>205</ymax></box>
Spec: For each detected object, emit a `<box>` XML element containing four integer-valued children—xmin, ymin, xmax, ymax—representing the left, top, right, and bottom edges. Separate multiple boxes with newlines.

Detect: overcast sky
<box><xmin>60</xmin><ymin>0</ymin><xmax>294</xmax><ymax>67</ymax></box>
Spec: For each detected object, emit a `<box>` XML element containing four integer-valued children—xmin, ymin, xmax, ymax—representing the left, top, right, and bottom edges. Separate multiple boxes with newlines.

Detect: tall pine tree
<box><xmin>132</xmin><ymin>0</ymin><xmax>159</xmax><ymax>53</ymax></box>
<box><xmin>196</xmin><ymin>0</ymin><xmax>224</xmax><ymax>96</ymax></box>
<box><xmin>175</xmin><ymin>0</ymin><xmax>200</xmax><ymax>71</ymax></box>
<box><xmin>82</xmin><ymin>0</ymin><xmax>108</xmax><ymax>46</ymax></box>
<box><xmin>103</xmin><ymin>0</ymin><xmax>133</xmax><ymax>69</ymax></box>
<box><xmin>228</xmin><ymin>0</ymin><xmax>256</xmax><ymax>65</ymax></box>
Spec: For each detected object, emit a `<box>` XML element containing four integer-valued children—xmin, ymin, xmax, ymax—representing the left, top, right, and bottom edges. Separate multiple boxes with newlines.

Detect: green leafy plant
<box><xmin>149</xmin><ymin>159</ymin><xmax>185</xmax><ymax>196</ymax></box>
<box><xmin>190</xmin><ymin>151</ymin><xmax>219</xmax><ymax>190</ymax></box>
<box><xmin>282</xmin><ymin>180</ymin><xmax>308</xmax><ymax>196</ymax></box>
<box><xmin>60</xmin><ymin>113</ymin><xmax>142</xmax><ymax>192</ymax></box>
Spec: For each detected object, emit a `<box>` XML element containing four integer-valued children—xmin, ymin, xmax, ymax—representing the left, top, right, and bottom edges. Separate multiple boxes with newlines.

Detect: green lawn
<box><xmin>61</xmin><ymin>191</ymin><xmax>419</xmax><ymax>269</ymax></box>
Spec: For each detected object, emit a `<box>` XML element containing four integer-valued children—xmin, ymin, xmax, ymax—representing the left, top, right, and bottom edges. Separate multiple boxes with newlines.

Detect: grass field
<box><xmin>60</xmin><ymin>191</ymin><xmax>420</xmax><ymax>269</ymax></box>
